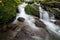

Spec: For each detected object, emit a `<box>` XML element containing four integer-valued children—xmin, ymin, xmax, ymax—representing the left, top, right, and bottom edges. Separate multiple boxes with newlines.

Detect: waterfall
<box><xmin>13</xmin><ymin>2</ymin><xmax>40</xmax><ymax>31</ymax></box>
<box><xmin>39</xmin><ymin>3</ymin><xmax>60</xmax><ymax>37</ymax></box>
<box><xmin>13</xmin><ymin>2</ymin><xmax>49</xmax><ymax>40</ymax></box>
<box><xmin>39</xmin><ymin>7</ymin><xmax>50</xmax><ymax>21</ymax></box>
<box><xmin>12</xmin><ymin>2</ymin><xmax>60</xmax><ymax>40</ymax></box>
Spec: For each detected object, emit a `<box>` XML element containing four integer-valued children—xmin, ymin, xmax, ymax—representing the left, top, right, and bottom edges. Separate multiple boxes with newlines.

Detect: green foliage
<box><xmin>25</xmin><ymin>4</ymin><xmax>40</xmax><ymax>17</ymax></box>
<box><xmin>0</xmin><ymin>0</ymin><xmax>21</xmax><ymax>24</ymax></box>
<box><xmin>15</xmin><ymin>0</ymin><xmax>21</xmax><ymax>4</ymax></box>
<box><xmin>15</xmin><ymin>0</ymin><xmax>24</xmax><ymax>4</ymax></box>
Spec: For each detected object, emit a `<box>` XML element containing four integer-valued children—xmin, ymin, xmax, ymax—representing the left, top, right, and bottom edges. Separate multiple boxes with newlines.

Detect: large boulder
<box><xmin>13</xmin><ymin>28</ymin><xmax>49</xmax><ymax>40</ymax></box>
<box><xmin>34</xmin><ymin>17</ymin><xmax>46</xmax><ymax>28</ymax></box>
<box><xmin>0</xmin><ymin>21</ymin><xmax>25</xmax><ymax>40</ymax></box>
<box><xmin>25</xmin><ymin>4</ymin><xmax>40</xmax><ymax>18</ymax></box>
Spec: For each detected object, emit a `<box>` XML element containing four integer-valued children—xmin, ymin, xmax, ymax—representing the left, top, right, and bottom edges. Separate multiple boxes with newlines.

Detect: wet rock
<box><xmin>7</xmin><ymin>22</ymin><xmax>24</xmax><ymax>30</ymax></box>
<box><xmin>13</xmin><ymin>26</ymin><xmax>49</xmax><ymax>40</ymax></box>
<box><xmin>54</xmin><ymin>20</ymin><xmax>60</xmax><ymax>26</ymax></box>
<box><xmin>17</xmin><ymin>17</ymin><xmax>25</xmax><ymax>22</ymax></box>
<box><xmin>34</xmin><ymin>17</ymin><xmax>46</xmax><ymax>28</ymax></box>
<box><xmin>0</xmin><ymin>21</ymin><xmax>25</xmax><ymax>40</ymax></box>
<box><xmin>7</xmin><ymin>17</ymin><xmax>25</xmax><ymax>30</ymax></box>
<box><xmin>25</xmin><ymin>4</ymin><xmax>40</xmax><ymax>18</ymax></box>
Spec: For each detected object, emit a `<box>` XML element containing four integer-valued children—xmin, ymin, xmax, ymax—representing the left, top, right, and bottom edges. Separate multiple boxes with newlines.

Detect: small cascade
<box><xmin>39</xmin><ymin>3</ymin><xmax>60</xmax><ymax>37</ymax></box>
<box><xmin>12</xmin><ymin>2</ymin><xmax>60</xmax><ymax>40</ymax></box>
<box><xmin>13</xmin><ymin>2</ymin><xmax>40</xmax><ymax>31</ymax></box>
<box><xmin>39</xmin><ymin>7</ymin><xmax>50</xmax><ymax>21</ymax></box>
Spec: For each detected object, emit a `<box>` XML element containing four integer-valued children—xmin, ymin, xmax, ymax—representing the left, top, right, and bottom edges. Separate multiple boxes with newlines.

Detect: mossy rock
<box><xmin>0</xmin><ymin>0</ymin><xmax>22</xmax><ymax>24</ymax></box>
<box><xmin>45</xmin><ymin>7</ymin><xmax>60</xmax><ymax>19</ymax></box>
<box><xmin>25</xmin><ymin>4</ymin><xmax>40</xmax><ymax>18</ymax></box>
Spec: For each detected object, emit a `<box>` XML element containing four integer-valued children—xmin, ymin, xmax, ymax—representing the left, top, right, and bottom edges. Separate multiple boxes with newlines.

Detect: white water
<box><xmin>13</xmin><ymin>2</ymin><xmax>40</xmax><ymax>31</ymax></box>
<box><xmin>13</xmin><ymin>2</ymin><xmax>49</xmax><ymax>40</ymax></box>
<box><xmin>13</xmin><ymin>2</ymin><xmax>60</xmax><ymax>40</ymax></box>
<box><xmin>39</xmin><ymin>6</ymin><xmax>49</xmax><ymax>21</ymax></box>
<box><xmin>39</xmin><ymin>3</ymin><xmax>60</xmax><ymax>37</ymax></box>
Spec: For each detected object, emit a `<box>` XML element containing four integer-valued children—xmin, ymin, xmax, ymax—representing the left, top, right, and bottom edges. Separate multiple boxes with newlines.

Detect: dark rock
<box><xmin>0</xmin><ymin>21</ymin><xmax>25</xmax><ymax>39</ymax></box>
<box><xmin>17</xmin><ymin>17</ymin><xmax>25</xmax><ymax>22</ymax></box>
<box><xmin>34</xmin><ymin>17</ymin><xmax>46</xmax><ymax>28</ymax></box>
<box><xmin>13</xmin><ymin>26</ymin><xmax>49</xmax><ymax>40</ymax></box>
<box><xmin>0</xmin><ymin>22</ymin><xmax>25</xmax><ymax>40</ymax></box>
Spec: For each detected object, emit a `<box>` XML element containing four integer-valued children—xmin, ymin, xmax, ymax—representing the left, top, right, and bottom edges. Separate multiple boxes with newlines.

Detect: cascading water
<box><xmin>13</xmin><ymin>2</ymin><xmax>40</xmax><ymax>31</ymax></box>
<box><xmin>39</xmin><ymin>7</ymin><xmax>50</xmax><ymax>21</ymax></box>
<box><xmin>13</xmin><ymin>1</ymin><xmax>60</xmax><ymax>40</ymax></box>
<box><xmin>38</xmin><ymin>3</ymin><xmax>60</xmax><ymax>37</ymax></box>
<box><xmin>13</xmin><ymin>2</ymin><xmax>49</xmax><ymax>40</ymax></box>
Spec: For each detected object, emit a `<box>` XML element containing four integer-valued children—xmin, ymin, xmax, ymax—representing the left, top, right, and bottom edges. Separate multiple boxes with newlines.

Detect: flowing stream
<box><xmin>13</xmin><ymin>2</ymin><xmax>49</xmax><ymax>40</ymax></box>
<box><xmin>39</xmin><ymin>3</ymin><xmax>60</xmax><ymax>37</ymax></box>
<box><xmin>14</xmin><ymin>2</ymin><xmax>40</xmax><ymax>31</ymax></box>
<box><xmin>13</xmin><ymin>2</ymin><xmax>60</xmax><ymax>40</ymax></box>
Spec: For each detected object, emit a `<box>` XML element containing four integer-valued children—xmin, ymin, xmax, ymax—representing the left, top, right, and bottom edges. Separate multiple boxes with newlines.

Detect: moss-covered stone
<box><xmin>25</xmin><ymin>4</ymin><xmax>40</xmax><ymax>18</ymax></box>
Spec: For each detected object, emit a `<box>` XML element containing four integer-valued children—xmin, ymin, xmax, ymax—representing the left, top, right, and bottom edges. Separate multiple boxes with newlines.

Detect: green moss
<box><xmin>0</xmin><ymin>0</ymin><xmax>21</xmax><ymax>24</ymax></box>
<box><xmin>25</xmin><ymin>4</ymin><xmax>40</xmax><ymax>17</ymax></box>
